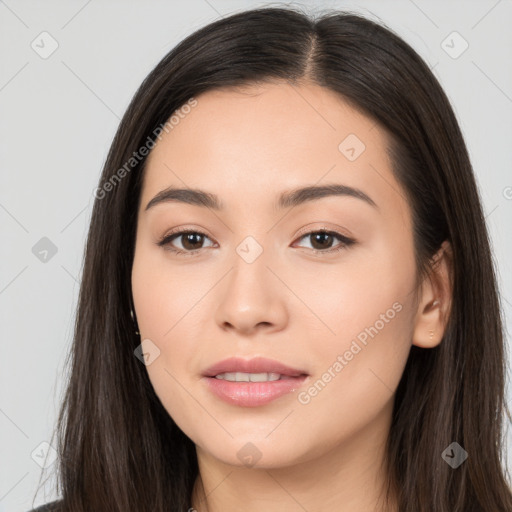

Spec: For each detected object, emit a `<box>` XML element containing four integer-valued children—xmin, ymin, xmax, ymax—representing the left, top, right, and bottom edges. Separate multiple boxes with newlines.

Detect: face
<box><xmin>131</xmin><ymin>81</ymin><xmax>419</xmax><ymax>468</ymax></box>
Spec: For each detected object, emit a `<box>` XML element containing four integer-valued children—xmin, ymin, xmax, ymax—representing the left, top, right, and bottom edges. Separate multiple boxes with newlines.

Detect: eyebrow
<box><xmin>144</xmin><ymin>183</ymin><xmax>378</xmax><ymax>212</ymax></box>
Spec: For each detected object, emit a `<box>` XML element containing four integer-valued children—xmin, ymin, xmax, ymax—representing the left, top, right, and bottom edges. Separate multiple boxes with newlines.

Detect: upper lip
<box><xmin>202</xmin><ymin>357</ymin><xmax>308</xmax><ymax>377</ymax></box>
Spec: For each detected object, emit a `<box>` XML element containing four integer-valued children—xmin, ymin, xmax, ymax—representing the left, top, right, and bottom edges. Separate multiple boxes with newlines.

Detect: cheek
<box><xmin>131</xmin><ymin>233</ymin><xmax>206</xmax><ymax>341</ymax></box>
<box><xmin>288</xmin><ymin>305</ymin><xmax>414</xmax><ymax>460</ymax></box>
<box><xmin>131</xmin><ymin>241</ymin><xmax>210</xmax><ymax>431</ymax></box>
<box><xmin>289</xmin><ymin>230</ymin><xmax>416</xmax><ymax>349</ymax></box>
<box><xmin>294</xmin><ymin>308</ymin><xmax>413</xmax><ymax>455</ymax></box>
<box><xmin>289</xmin><ymin>234</ymin><xmax>416</xmax><ymax>414</ymax></box>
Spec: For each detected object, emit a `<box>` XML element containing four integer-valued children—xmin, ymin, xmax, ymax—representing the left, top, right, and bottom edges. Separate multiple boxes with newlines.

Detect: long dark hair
<box><xmin>35</xmin><ymin>6</ymin><xmax>511</xmax><ymax>511</ymax></box>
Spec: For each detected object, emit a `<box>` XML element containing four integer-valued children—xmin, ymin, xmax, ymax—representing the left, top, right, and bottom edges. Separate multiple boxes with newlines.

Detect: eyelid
<box><xmin>161</xmin><ymin>225</ymin><xmax>212</xmax><ymax>240</ymax></box>
<box><xmin>293</xmin><ymin>223</ymin><xmax>354</xmax><ymax>241</ymax></box>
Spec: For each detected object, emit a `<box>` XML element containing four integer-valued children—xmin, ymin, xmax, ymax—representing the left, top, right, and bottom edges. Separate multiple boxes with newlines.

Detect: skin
<box><xmin>131</xmin><ymin>81</ymin><xmax>453</xmax><ymax>512</ymax></box>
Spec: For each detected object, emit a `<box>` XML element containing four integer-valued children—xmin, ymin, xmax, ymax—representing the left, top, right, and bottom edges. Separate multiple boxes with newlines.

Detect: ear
<box><xmin>412</xmin><ymin>240</ymin><xmax>453</xmax><ymax>348</ymax></box>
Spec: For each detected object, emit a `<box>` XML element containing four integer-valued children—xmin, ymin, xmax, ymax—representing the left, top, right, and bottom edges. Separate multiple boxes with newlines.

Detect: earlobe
<box><xmin>412</xmin><ymin>241</ymin><xmax>453</xmax><ymax>348</ymax></box>
<box><xmin>413</xmin><ymin>298</ymin><xmax>444</xmax><ymax>348</ymax></box>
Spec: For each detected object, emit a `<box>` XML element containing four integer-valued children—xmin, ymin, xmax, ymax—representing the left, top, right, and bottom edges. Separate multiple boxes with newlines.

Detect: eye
<box><xmin>157</xmin><ymin>227</ymin><xmax>355</xmax><ymax>256</ymax></box>
<box><xmin>293</xmin><ymin>229</ymin><xmax>355</xmax><ymax>254</ymax></box>
<box><xmin>157</xmin><ymin>228</ymin><xmax>215</xmax><ymax>255</ymax></box>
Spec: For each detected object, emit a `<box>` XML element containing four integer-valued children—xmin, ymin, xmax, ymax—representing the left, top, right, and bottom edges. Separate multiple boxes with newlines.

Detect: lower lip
<box><xmin>203</xmin><ymin>375</ymin><xmax>308</xmax><ymax>407</ymax></box>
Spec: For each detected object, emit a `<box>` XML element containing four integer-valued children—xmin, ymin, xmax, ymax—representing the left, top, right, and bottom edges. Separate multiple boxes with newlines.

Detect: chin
<box><xmin>194</xmin><ymin>434</ymin><xmax>313</xmax><ymax>470</ymax></box>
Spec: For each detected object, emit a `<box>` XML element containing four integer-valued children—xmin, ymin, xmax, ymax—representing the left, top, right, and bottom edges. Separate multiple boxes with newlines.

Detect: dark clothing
<box><xmin>27</xmin><ymin>500</ymin><xmax>62</xmax><ymax>512</ymax></box>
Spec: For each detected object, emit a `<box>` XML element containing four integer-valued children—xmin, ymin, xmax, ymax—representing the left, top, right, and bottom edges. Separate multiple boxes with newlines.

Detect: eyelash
<box><xmin>157</xmin><ymin>227</ymin><xmax>356</xmax><ymax>257</ymax></box>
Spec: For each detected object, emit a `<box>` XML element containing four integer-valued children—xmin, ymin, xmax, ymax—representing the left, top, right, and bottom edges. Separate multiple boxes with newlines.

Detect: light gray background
<box><xmin>1</xmin><ymin>1</ymin><xmax>511</xmax><ymax>510</ymax></box>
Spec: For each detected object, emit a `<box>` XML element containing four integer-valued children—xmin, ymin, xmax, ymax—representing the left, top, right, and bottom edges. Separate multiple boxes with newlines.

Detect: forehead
<box><xmin>140</xmin><ymin>81</ymin><xmax>410</xmax><ymax>223</ymax></box>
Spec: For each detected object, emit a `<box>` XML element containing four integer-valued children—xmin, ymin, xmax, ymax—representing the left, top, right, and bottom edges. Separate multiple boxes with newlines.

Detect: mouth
<box><xmin>202</xmin><ymin>357</ymin><xmax>309</xmax><ymax>407</ymax></box>
<box><xmin>213</xmin><ymin>372</ymin><xmax>298</xmax><ymax>382</ymax></box>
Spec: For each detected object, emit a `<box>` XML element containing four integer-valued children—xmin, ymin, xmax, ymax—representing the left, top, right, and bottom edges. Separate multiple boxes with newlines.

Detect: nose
<box><xmin>214</xmin><ymin>250</ymin><xmax>289</xmax><ymax>336</ymax></box>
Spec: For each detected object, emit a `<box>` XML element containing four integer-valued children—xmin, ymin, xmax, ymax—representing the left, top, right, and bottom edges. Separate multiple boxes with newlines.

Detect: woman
<box><xmin>29</xmin><ymin>6</ymin><xmax>512</xmax><ymax>512</ymax></box>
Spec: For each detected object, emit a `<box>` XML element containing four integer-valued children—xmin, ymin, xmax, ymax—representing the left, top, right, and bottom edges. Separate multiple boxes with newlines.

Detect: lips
<box><xmin>202</xmin><ymin>356</ymin><xmax>307</xmax><ymax>378</ymax></box>
<box><xmin>202</xmin><ymin>357</ymin><xmax>309</xmax><ymax>407</ymax></box>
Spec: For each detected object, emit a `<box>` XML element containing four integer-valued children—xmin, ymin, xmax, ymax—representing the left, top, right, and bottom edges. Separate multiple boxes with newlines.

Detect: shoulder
<box><xmin>27</xmin><ymin>500</ymin><xmax>62</xmax><ymax>512</ymax></box>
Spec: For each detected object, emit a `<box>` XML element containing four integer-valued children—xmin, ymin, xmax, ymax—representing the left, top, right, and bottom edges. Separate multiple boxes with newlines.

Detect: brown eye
<box><xmin>295</xmin><ymin>230</ymin><xmax>355</xmax><ymax>253</ymax></box>
<box><xmin>157</xmin><ymin>228</ymin><xmax>355</xmax><ymax>257</ymax></box>
<box><xmin>178</xmin><ymin>232</ymin><xmax>206</xmax><ymax>251</ymax></box>
<box><xmin>310</xmin><ymin>232</ymin><xmax>335</xmax><ymax>250</ymax></box>
<box><xmin>157</xmin><ymin>229</ymin><xmax>215</xmax><ymax>254</ymax></box>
